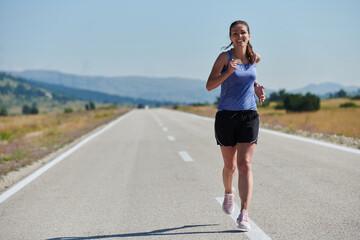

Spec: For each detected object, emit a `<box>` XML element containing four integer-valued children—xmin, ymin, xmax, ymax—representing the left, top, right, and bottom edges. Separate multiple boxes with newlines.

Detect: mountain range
<box><xmin>7</xmin><ymin>70</ymin><xmax>360</xmax><ymax>104</ymax></box>
<box><xmin>9</xmin><ymin>70</ymin><xmax>220</xmax><ymax>104</ymax></box>
<box><xmin>291</xmin><ymin>82</ymin><xmax>360</xmax><ymax>97</ymax></box>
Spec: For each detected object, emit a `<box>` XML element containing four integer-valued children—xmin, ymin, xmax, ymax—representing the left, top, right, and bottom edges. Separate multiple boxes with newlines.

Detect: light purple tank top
<box><xmin>218</xmin><ymin>49</ymin><xmax>257</xmax><ymax>111</ymax></box>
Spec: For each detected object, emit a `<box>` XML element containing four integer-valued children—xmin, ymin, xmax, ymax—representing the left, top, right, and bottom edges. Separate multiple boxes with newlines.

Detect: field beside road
<box><xmin>174</xmin><ymin>98</ymin><xmax>360</xmax><ymax>149</ymax></box>
<box><xmin>0</xmin><ymin>107</ymin><xmax>130</xmax><ymax>177</ymax></box>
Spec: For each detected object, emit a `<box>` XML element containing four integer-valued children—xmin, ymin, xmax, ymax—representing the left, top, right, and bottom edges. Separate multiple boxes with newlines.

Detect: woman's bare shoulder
<box><xmin>255</xmin><ymin>53</ymin><xmax>261</xmax><ymax>63</ymax></box>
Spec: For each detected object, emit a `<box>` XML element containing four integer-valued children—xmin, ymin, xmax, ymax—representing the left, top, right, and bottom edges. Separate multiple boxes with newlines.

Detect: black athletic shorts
<box><xmin>215</xmin><ymin>110</ymin><xmax>260</xmax><ymax>146</ymax></box>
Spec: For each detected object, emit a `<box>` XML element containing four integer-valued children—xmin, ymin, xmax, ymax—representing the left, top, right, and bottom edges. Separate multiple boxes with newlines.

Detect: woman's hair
<box><xmin>222</xmin><ymin>20</ymin><xmax>256</xmax><ymax>64</ymax></box>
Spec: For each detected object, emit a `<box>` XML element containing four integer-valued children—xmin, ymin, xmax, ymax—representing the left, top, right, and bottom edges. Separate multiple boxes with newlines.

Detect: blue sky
<box><xmin>0</xmin><ymin>0</ymin><xmax>359</xmax><ymax>90</ymax></box>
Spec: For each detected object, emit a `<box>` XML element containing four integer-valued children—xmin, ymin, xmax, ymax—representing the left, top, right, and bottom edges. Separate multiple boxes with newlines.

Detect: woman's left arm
<box><xmin>254</xmin><ymin>53</ymin><xmax>265</xmax><ymax>105</ymax></box>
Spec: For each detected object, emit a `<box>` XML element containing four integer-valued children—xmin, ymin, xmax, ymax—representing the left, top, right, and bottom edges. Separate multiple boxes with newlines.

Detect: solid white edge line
<box><xmin>162</xmin><ymin>108</ymin><xmax>360</xmax><ymax>155</ymax></box>
<box><xmin>259</xmin><ymin>128</ymin><xmax>360</xmax><ymax>155</ymax></box>
<box><xmin>216</xmin><ymin>197</ymin><xmax>272</xmax><ymax>240</ymax></box>
<box><xmin>178</xmin><ymin>151</ymin><xmax>194</xmax><ymax>162</ymax></box>
<box><xmin>0</xmin><ymin>110</ymin><xmax>134</xmax><ymax>204</ymax></box>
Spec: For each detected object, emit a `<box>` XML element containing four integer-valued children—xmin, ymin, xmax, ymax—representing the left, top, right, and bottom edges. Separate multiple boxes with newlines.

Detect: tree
<box><xmin>269</xmin><ymin>89</ymin><xmax>286</xmax><ymax>102</ymax></box>
<box><xmin>284</xmin><ymin>93</ymin><xmax>303</xmax><ymax>111</ymax></box>
<box><xmin>30</xmin><ymin>107</ymin><xmax>39</xmax><ymax>114</ymax></box>
<box><xmin>283</xmin><ymin>92</ymin><xmax>320</xmax><ymax>112</ymax></box>
<box><xmin>0</xmin><ymin>108</ymin><xmax>8</xmax><ymax>116</ymax></box>
<box><xmin>64</xmin><ymin>108</ymin><xmax>74</xmax><ymax>113</ymax></box>
<box><xmin>22</xmin><ymin>105</ymin><xmax>31</xmax><ymax>115</ymax></box>
<box><xmin>85</xmin><ymin>101</ymin><xmax>96</xmax><ymax>111</ymax></box>
<box><xmin>336</xmin><ymin>89</ymin><xmax>347</xmax><ymax>98</ymax></box>
<box><xmin>14</xmin><ymin>84</ymin><xmax>27</xmax><ymax>95</ymax></box>
<box><xmin>214</xmin><ymin>96</ymin><xmax>220</xmax><ymax>106</ymax></box>
<box><xmin>302</xmin><ymin>93</ymin><xmax>320</xmax><ymax>111</ymax></box>
<box><xmin>30</xmin><ymin>102</ymin><xmax>39</xmax><ymax>114</ymax></box>
<box><xmin>89</xmin><ymin>101</ymin><xmax>95</xmax><ymax>110</ymax></box>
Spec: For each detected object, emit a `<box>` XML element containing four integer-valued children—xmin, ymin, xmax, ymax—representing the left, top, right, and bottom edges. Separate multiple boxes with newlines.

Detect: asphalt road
<box><xmin>0</xmin><ymin>108</ymin><xmax>359</xmax><ymax>240</ymax></box>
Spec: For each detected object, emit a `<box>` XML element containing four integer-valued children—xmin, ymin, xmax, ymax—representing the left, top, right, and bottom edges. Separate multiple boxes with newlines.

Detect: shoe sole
<box><xmin>237</xmin><ymin>224</ymin><xmax>251</xmax><ymax>231</ymax></box>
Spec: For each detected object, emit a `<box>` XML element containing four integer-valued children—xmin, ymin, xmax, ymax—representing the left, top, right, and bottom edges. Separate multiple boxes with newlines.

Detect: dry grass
<box><xmin>320</xmin><ymin>98</ymin><xmax>360</xmax><ymax>109</ymax></box>
<box><xmin>174</xmin><ymin>98</ymin><xmax>360</xmax><ymax>140</ymax></box>
<box><xmin>0</xmin><ymin>108</ymin><xmax>130</xmax><ymax>177</ymax></box>
<box><xmin>259</xmin><ymin>108</ymin><xmax>360</xmax><ymax>138</ymax></box>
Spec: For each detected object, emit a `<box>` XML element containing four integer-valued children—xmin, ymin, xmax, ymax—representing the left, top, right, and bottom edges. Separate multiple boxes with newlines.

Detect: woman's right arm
<box><xmin>206</xmin><ymin>53</ymin><xmax>236</xmax><ymax>91</ymax></box>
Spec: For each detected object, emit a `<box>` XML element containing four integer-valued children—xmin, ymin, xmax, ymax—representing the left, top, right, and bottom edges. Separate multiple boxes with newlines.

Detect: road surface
<box><xmin>0</xmin><ymin>108</ymin><xmax>359</xmax><ymax>240</ymax></box>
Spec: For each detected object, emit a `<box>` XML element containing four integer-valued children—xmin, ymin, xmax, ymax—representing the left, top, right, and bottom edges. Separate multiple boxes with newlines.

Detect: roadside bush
<box><xmin>0</xmin><ymin>132</ymin><xmax>15</xmax><ymax>141</ymax></box>
<box><xmin>85</xmin><ymin>102</ymin><xmax>96</xmax><ymax>111</ymax></box>
<box><xmin>257</xmin><ymin>99</ymin><xmax>270</xmax><ymax>107</ymax></box>
<box><xmin>22</xmin><ymin>104</ymin><xmax>39</xmax><ymax>115</ymax></box>
<box><xmin>275</xmin><ymin>102</ymin><xmax>285</xmax><ymax>110</ymax></box>
<box><xmin>269</xmin><ymin>89</ymin><xmax>286</xmax><ymax>102</ymax></box>
<box><xmin>22</xmin><ymin>105</ymin><xmax>31</xmax><ymax>115</ymax></box>
<box><xmin>64</xmin><ymin>108</ymin><xmax>74</xmax><ymax>113</ymax></box>
<box><xmin>301</xmin><ymin>93</ymin><xmax>320</xmax><ymax>111</ymax></box>
<box><xmin>30</xmin><ymin>107</ymin><xmax>39</xmax><ymax>114</ymax></box>
<box><xmin>284</xmin><ymin>93</ymin><xmax>320</xmax><ymax>112</ymax></box>
<box><xmin>0</xmin><ymin>108</ymin><xmax>8</xmax><ymax>116</ymax></box>
<box><xmin>339</xmin><ymin>102</ymin><xmax>357</xmax><ymax>108</ymax></box>
<box><xmin>214</xmin><ymin>96</ymin><xmax>220</xmax><ymax>107</ymax></box>
<box><xmin>192</xmin><ymin>102</ymin><xmax>210</xmax><ymax>106</ymax></box>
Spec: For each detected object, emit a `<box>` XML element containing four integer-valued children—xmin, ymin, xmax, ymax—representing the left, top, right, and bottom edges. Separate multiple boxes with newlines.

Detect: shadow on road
<box><xmin>47</xmin><ymin>224</ymin><xmax>244</xmax><ymax>239</ymax></box>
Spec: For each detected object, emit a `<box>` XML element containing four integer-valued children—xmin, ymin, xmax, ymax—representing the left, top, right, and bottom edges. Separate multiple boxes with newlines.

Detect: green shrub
<box><xmin>0</xmin><ymin>132</ymin><xmax>15</xmax><ymax>141</ymax></box>
<box><xmin>0</xmin><ymin>108</ymin><xmax>8</xmax><ymax>116</ymax></box>
<box><xmin>284</xmin><ymin>93</ymin><xmax>320</xmax><ymax>112</ymax></box>
<box><xmin>64</xmin><ymin>108</ymin><xmax>74</xmax><ymax>113</ymax></box>
<box><xmin>339</xmin><ymin>102</ymin><xmax>357</xmax><ymax>108</ymax></box>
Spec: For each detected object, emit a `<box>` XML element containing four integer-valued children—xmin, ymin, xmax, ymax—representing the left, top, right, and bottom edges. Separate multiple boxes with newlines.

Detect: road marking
<box><xmin>167</xmin><ymin>136</ymin><xmax>176</xmax><ymax>141</ymax></box>
<box><xmin>147</xmin><ymin>109</ymin><xmax>163</xmax><ymax>127</ymax></box>
<box><xmin>167</xmin><ymin>109</ymin><xmax>360</xmax><ymax>155</ymax></box>
<box><xmin>216</xmin><ymin>197</ymin><xmax>272</xmax><ymax>240</ymax></box>
<box><xmin>178</xmin><ymin>151</ymin><xmax>194</xmax><ymax>162</ymax></box>
<box><xmin>162</xmin><ymin>127</ymin><xmax>168</xmax><ymax>132</ymax></box>
<box><xmin>0</xmin><ymin>110</ymin><xmax>134</xmax><ymax>204</ymax></box>
<box><xmin>260</xmin><ymin>128</ymin><xmax>360</xmax><ymax>155</ymax></box>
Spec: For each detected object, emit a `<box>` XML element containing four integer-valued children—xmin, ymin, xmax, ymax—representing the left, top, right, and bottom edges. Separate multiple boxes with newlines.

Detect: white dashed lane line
<box><xmin>167</xmin><ymin>136</ymin><xmax>176</xmax><ymax>141</ymax></box>
<box><xmin>178</xmin><ymin>151</ymin><xmax>194</xmax><ymax>162</ymax></box>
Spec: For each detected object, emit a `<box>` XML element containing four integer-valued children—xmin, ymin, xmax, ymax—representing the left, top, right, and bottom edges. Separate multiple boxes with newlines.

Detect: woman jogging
<box><xmin>206</xmin><ymin>20</ymin><xmax>265</xmax><ymax>231</ymax></box>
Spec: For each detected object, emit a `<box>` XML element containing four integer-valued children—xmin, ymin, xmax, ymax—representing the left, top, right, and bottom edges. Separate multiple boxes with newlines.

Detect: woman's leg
<box><xmin>220</xmin><ymin>146</ymin><xmax>237</xmax><ymax>194</ymax></box>
<box><xmin>236</xmin><ymin>143</ymin><xmax>256</xmax><ymax>211</ymax></box>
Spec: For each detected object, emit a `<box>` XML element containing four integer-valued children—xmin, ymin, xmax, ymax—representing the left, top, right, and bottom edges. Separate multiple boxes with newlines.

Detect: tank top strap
<box><xmin>222</xmin><ymin>49</ymin><xmax>232</xmax><ymax>73</ymax></box>
<box><xmin>226</xmin><ymin>49</ymin><xmax>232</xmax><ymax>62</ymax></box>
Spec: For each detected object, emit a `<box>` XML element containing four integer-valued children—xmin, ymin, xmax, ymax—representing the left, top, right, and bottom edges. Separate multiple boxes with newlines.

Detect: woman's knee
<box><xmin>223</xmin><ymin>164</ymin><xmax>236</xmax><ymax>175</ymax></box>
<box><xmin>237</xmin><ymin>160</ymin><xmax>251</xmax><ymax>174</ymax></box>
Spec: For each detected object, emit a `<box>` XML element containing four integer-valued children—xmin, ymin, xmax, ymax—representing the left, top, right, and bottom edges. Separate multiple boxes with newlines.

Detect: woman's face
<box><xmin>230</xmin><ymin>24</ymin><xmax>250</xmax><ymax>48</ymax></box>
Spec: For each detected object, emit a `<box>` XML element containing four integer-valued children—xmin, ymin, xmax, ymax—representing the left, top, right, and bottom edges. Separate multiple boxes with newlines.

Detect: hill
<box><xmin>291</xmin><ymin>82</ymin><xmax>360</xmax><ymax>98</ymax></box>
<box><xmin>0</xmin><ymin>72</ymin><xmax>177</xmax><ymax>115</ymax></box>
<box><xmin>0</xmin><ymin>72</ymin><xmax>83</xmax><ymax>114</ymax></box>
<box><xmin>30</xmin><ymin>81</ymin><xmax>175</xmax><ymax>106</ymax></box>
<box><xmin>9</xmin><ymin>70</ymin><xmax>220</xmax><ymax>104</ymax></box>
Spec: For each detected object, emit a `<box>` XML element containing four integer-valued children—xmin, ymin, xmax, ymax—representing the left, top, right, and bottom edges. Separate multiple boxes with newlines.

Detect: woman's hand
<box><xmin>255</xmin><ymin>84</ymin><xmax>266</xmax><ymax>105</ymax></box>
<box><xmin>207</xmin><ymin>53</ymin><xmax>234</xmax><ymax>91</ymax></box>
<box><xmin>227</xmin><ymin>59</ymin><xmax>237</xmax><ymax>74</ymax></box>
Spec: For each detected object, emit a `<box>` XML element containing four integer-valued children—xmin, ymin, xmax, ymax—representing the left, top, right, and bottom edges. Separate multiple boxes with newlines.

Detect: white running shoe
<box><xmin>222</xmin><ymin>193</ymin><xmax>234</xmax><ymax>215</ymax></box>
<box><xmin>237</xmin><ymin>209</ymin><xmax>251</xmax><ymax>231</ymax></box>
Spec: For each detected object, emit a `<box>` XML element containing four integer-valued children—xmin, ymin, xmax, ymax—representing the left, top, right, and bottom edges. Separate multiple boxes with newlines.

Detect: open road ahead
<box><xmin>0</xmin><ymin>108</ymin><xmax>359</xmax><ymax>240</ymax></box>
